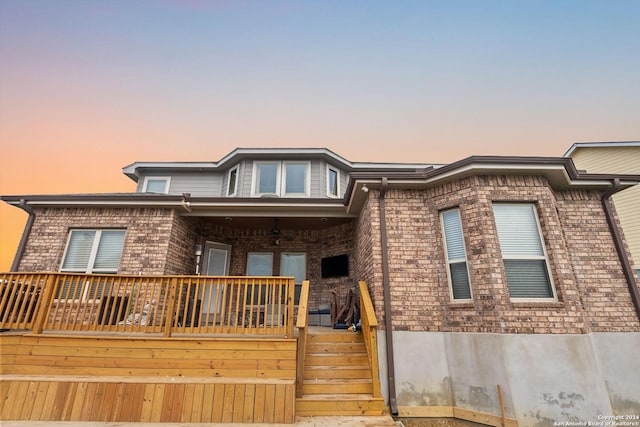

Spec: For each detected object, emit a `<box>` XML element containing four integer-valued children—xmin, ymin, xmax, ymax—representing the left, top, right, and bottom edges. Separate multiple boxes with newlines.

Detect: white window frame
<box><xmin>440</xmin><ymin>208</ymin><xmax>472</xmax><ymax>301</ymax></box>
<box><xmin>251</xmin><ymin>161</ymin><xmax>281</xmax><ymax>197</ymax></box>
<box><xmin>142</xmin><ymin>176</ymin><xmax>171</xmax><ymax>194</ymax></box>
<box><xmin>326</xmin><ymin>165</ymin><xmax>340</xmax><ymax>198</ymax></box>
<box><xmin>282</xmin><ymin>161</ymin><xmax>310</xmax><ymax>197</ymax></box>
<box><xmin>251</xmin><ymin>161</ymin><xmax>310</xmax><ymax>197</ymax></box>
<box><xmin>227</xmin><ymin>165</ymin><xmax>239</xmax><ymax>197</ymax></box>
<box><xmin>493</xmin><ymin>203</ymin><xmax>556</xmax><ymax>301</ymax></box>
<box><xmin>59</xmin><ymin>229</ymin><xmax>126</xmax><ymax>301</ymax></box>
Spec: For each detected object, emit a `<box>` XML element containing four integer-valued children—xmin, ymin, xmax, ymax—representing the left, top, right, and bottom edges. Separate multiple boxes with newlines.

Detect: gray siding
<box><xmin>137</xmin><ymin>159</ymin><xmax>351</xmax><ymax>199</ymax></box>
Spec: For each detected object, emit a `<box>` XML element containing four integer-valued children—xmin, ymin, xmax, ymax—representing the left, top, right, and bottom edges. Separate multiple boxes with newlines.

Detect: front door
<box><xmin>202</xmin><ymin>242</ymin><xmax>231</xmax><ymax>315</ymax></box>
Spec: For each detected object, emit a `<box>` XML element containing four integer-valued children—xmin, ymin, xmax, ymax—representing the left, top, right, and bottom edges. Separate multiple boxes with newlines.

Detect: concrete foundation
<box><xmin>378</xmin><ymin>331</ymin><xmax>640</xmax><ymax>427</ymax></box>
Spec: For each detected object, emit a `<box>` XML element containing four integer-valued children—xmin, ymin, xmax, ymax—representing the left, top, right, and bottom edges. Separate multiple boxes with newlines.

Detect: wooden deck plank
<box><xmin>79</xmin><ymin>382</ymin><xmax>98</xmax><ymax>421</ymax></box>
<box><xmin>243</xmin><ymin>384</ymin><xmax>256</xmax><ymax>423</ymax></box>
<box><xmin>109</xmin><ymin>382</ymin><xmax>126</xmax><ymax>422</ymax></box>
<box><xmin>38</xmin><ymin>381</ymin><xmax>58</xmax><ymax>420</ymax></box>
<box><xmin>284</xmin><ymin>383</ymin><xmax>295</xmax><ymax>423</ymax></box>
<box><xmin>274</xmin><ymin>383</ymin><xmax>286</xmax><ymax>423</ymax></box>
<box><xmin>201</xmin><ymin>383</ymin><xmax>216</xmax><ymax>422</ymax></box>
<box><xmin>232</xmin><ymin>383</ymin><xmax>246</xmax><ymax>422</ymax></box>
<box><xmin>180</xmin><ymin>383</ymin><xmax>195</xmax><ymax>423</ymax></box>
<box><xmin>0</xmin><ymin>381</ymin><xmax>20</xmax><ymax>419</ymax></box>
<box><xmin>28</xmin><ymin>381</ymin><xmax>49</xmax><ymax>420</ymax></box>
<box><xmin>98</xmin><ymin>382</ymin><xmax>118</xmax><ymax>421</ymax></box>
<box><xmin>59</xmin><ymin>381</ymin><xmax>77</xmax><ymax>421</ymax></box>
<box><xmin>9</xmin><ymin>381</ymin><xmax>30</xmax><ymax>420</ymax></box>
<box><xmin>263</xmin><ymin>383</ymin><xmax>275</xmax><ymax>423</ymax></box>
<box><xmin>221</xmin><ymin>384</ymin><xmax>235</xmax><ymax>423</ymax></box>
<box><xmin>126</xmin><ymin>383</ymin><xmax>145</xmax><ymax>422</ymax></box>
<box><xmin>211</xmin><ymin>383</ymin><xmax>225</xmax><ymax>423</ymax></box>
<box><xmin>253</xmin><ymin>383</ymin><xmax>266</xmax><ymax>423</ymax></box>
<box><xmin>18</xmin><ymin>381</ymin><xmax>39</xmax><ymax>420</ymax></box>
<box><xmin>160</xmin><ymin>383</ymin><xmax>175</xmax><ymax>422</ymax></box>
<box><xmin>190</xmin><ymin>383</ymin><xmax>204</xmax><ymax>423</ymax></box>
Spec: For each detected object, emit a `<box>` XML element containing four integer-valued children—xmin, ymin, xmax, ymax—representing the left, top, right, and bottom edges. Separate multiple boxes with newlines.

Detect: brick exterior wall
<box><xmin>191</xmin><ymin>220</ymin><xmax>357</xmax><ymax>311</ymax></box>
<box><xmin>15</xmin><ymin>173</ymin><xmax>639</xmax><ymax>333</ymax></box>
<box><xmin>17</xmin><ymin>207</ymin><xmax>177</xmax><ymax>274</ymax></box>
<box><xmin>358</xmin><ymin>175</ymin><xmax>639</xmax><ymax>334</ymax></box>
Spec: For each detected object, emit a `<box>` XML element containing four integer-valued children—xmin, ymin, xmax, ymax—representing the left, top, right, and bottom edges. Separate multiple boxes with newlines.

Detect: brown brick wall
<box><xmin>362</xmin><ymin>175</ymin><xmax>639</xmax><ymax>333</ymax></box>
<box><xmin>193</xmin><ymin>220</ymin><xmax>357</xmax><ymax>311</ymax></box>
<box><xmin>18</xmin><ymin>207</ymin><xmax>177</xmax><ymax>275</ymax></box>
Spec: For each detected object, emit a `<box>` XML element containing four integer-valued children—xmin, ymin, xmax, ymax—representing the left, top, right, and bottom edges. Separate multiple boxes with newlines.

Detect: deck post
<box><xmin>30</xmin><ymin>274</ymin><xmax>57</xmax><ymax>334</ymax></box>
<box><xmin>164</xmin><ymin>277</ymin><xmax>179</xmax><ymax>338</ymax></box>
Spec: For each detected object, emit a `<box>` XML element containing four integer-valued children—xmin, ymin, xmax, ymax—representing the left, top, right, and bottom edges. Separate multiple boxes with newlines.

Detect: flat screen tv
<box><xmin>321</xmin><ymin>254</ymin><xmax>349</xmax><ymax>278</ymax></box>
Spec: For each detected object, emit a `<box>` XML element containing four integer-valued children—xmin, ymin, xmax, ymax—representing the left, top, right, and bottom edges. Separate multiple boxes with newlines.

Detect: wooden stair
<box><xmin>296</xmin><ymin>328</ymin><xmax>386</xmax><ymax>416</ymax></box>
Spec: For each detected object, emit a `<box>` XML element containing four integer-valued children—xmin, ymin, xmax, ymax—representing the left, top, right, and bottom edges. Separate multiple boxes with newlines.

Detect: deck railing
<box><xmin>359</xmin><ymin>280</ymin><xmax>382</xmax><ymax>398</ymax></box>
<box><xmin>295</xmin><ymin>280</ymin><xmax>310</xmax><ymax>398</ymax></box>
<box><xmin>0</xmin><ymin>273</ymin><xmax>296</xmax><ymax>337</ymax></box>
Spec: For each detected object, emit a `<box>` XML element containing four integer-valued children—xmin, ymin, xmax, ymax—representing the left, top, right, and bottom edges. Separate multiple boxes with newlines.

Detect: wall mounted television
<box><xmin>321</xmin><ymin>254</ymin><xmax>349</xmax><ymax>278</ymax></box>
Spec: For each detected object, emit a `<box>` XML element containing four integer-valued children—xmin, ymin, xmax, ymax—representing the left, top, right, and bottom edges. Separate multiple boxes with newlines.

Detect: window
<box><xmin>254</xmin><ymin>162</ymin><xmax>280</xmax><ymax>196</ymax></box>
<box><xmin>493</xmin><ymin>203</ymin><xmax>555</xmax><ymax>299</ymax></box>
<box><xmin>283</xmin><ymin>162</ymin><xmax>309</xmax><ymax>196</ymax></box>
<box><xmin>246</xmin><ymin>252</ymin><xmax>274</xmax><ymax>305</ymax></box>
<box><xmin>142</xmin><ymin>177</ymin><xmax>170</xmax><ymax>193</ymax></box>
<box><xmin>280</xmin><ymin>252</ymin><xmax>306</xmax><ymax>305</ymax></box>
<box><xmin>252</xmin><ymin>161</ymin><xmax>310</xmax><ymax>197</ymax></box>
<box><xmin>327</xmin><ymin>166</ymin><xmax>340</xmax><ymax>197</ymax></box>
<box><xmin>59</xmin><ymin>229</ymin><xmax>126</xmax><ymax>299</ymax></box>
<box><xmin>227</xmin><ymin>166</ymin><xmax>239</xmax><ymax>196</ymax></box>
<box><xmin>441</xmin><ymin>209</ymin><xmax>471</xmax><ymax>300</ymax></box>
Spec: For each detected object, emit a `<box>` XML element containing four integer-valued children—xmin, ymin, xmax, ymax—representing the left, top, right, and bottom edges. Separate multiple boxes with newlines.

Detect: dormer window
<box><xmin>142</xmin><ymin>177</ymin><xmax>170</xmax><ymax>194</ymax></box>
<box><xmin>252</xmin><ymin>161</ymin><xmax>310</xmax><ymax>197</ymax></box>
<box><xmin>227</xmin><ymin>165</ymin><xmax>239</xmax><ymax>197</ymax></box>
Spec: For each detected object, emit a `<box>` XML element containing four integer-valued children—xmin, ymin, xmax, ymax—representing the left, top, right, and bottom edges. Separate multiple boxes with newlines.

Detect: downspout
<box><xmin>378</xmin><ymin>177</ymin><xmax>398</xmax><ymax>416</ymax></box>
<box><xmin>601</xmin><ymin>179</ymin><xmax>640</xmax><ymax>320</ymax></box>
<box><xmin>10</xmin><ymin>199</ymin><xmax>35</xmax><ymax>272</ymax></box>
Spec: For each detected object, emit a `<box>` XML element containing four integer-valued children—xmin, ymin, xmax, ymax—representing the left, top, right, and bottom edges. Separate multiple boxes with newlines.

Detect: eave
<box><xmin>345</xmin><ymin>156</ymin><xmax>640</xmax><ymax>214</ymax></box>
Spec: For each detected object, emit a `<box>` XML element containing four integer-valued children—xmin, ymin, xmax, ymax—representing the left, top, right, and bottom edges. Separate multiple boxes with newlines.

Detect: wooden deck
<box><xmin>0</xmin><ymin>275</ymin><xmax>387</xmax><ymax>423</ymax></box>
<box><xmin>0</xmin><ymin>332</ymin><xmax>297</xmax><ymax>423</ymax></box>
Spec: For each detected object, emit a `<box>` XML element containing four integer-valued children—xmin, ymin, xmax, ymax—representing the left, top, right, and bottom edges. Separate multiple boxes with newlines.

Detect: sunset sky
<box><xmin>1</xmin><ymin>0</ymin><xmax>639</xmax><ymax>270</ymax></box>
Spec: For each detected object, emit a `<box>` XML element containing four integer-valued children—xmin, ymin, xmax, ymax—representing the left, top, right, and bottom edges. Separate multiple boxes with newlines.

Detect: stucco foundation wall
<box><xmin>377</xmin><ymin>331</ymin><xmax>640</xmax><ymax>427</ymax></box>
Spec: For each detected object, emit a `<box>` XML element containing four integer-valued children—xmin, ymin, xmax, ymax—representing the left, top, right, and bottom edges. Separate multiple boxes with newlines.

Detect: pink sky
<box><xmin>1</xmin><ymin>0</ymin><xmax>639</xmax><ymax>270</ymax></box>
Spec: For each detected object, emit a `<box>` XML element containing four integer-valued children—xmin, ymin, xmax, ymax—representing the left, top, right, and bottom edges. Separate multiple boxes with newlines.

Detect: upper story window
<box><xmin>493</xmin><ymin>203</ymin><xmax>555</xmax><ymax>300</ymax></box>
<box><xmin>142</xmin><ymin>177</ymin><xmax>170</xmax><ymax>194</ymax></box>
<box><xmin>252</xmin><ymin>161</ymin><xmax>310</xmax><ymax>197</ymax></box>
<box><xmin>327</xmin><ymin>166</ymin><xmax>340</xmax><ymax>197</ymax></box>
<box><xmin>227</xmin><ymin>165</ymin><xmax>239</xmax><ymax>196</ymax></box>
<box><xmin>440</xmin><ymin>208</ymin><xmax>472</xmax><ymax>300</ymax></box>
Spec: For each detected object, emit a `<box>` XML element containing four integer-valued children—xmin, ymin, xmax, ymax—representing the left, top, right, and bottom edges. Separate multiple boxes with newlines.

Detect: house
<box><xmin>1</xmin><ymin>147</ymin><xmax>639</xmax><ymax>426</ymax></box>
<box><xmin>565</xmin><ymin>141</ymin><xmax>640</xmax><ymax>280</ymax></box>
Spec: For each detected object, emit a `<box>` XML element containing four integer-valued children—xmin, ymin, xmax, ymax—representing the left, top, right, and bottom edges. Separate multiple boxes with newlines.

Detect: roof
<box><xmin>122</xmin><ymin>147</ymin><xmax>441</xmax><ymax>182</ymax></box>
<box><xmin>4</xmin><ymin>155</ymin><xmax>640</xmax><ymax>218</ymax></box>
<box><xmin>563</xmin><ymin>141</ymin><xmax>640</xmax><ymax>157</ymax></box>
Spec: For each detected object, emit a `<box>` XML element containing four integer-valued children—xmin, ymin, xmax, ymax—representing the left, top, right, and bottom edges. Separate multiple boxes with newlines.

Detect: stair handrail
<box><xmin>295</xmin><ymin>280</ymin><xmax>310</xmax><ymax>398</ymax></box>
<box><xmin>358</xmin><ymin>281</ymin><xmax>382</xmax><ymax>398</ymax></box>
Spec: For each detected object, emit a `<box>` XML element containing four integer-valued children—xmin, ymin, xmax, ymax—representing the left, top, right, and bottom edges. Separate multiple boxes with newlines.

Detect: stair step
<box><xmin>306</xmin><ymin>342</ymin><xmax>366</xmax><ymax>354</ymax></box>
<box><xmin>307</xmin><ymin>332</ymin><xmax>365</xmax><ymax>344</ymax></box>
<box><xmin>304</xmin><ymin>366</ymin><xmax>372</xmax><ymax>379</ymax></box>
<box><xmin>304</xmin><ymin>353</ymin><xmax>369</xmax><ymax>366</ymax></box>
<box><xmin>296</xmin><ymin>395</ymin><xmax>386</xmax><ymax>416</ymax></box>
<box><xmin>302</xmin><ymin>378</ymin><xmax>373</xmax><ymax>394</ymax></box>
